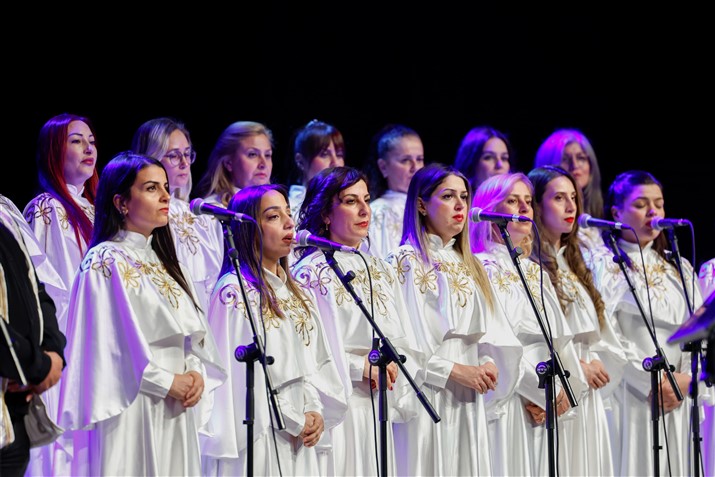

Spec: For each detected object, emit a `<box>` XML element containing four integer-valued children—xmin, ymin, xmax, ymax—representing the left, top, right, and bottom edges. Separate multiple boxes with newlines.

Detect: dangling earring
<box><xmin>324</xmin><ymin>222</ymin><xmax>330</xmax><ymax>232</ymax></box>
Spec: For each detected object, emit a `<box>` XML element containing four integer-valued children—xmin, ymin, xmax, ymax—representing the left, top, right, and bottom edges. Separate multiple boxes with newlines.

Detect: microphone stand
<box><xmin>222</xmin><ymin>219</ymin><xmax>284</xmax><ymax>477</ymax></box>
<box><xmin>322</xmin><ymin>250</ymin><xmax>440</xmax><ymax>477</ymax></box>
<box><xmin>605</xmin><ymin>231</ymin><xmax>683</xmax><ymax>476</ymax></box>
<box><xmin>665</xmin><ymin>228</ymin><xmax>704</xmax><ymax>476</ymax></box>
<box><xmin>497</xmin><ymin>223</ymin><xmax>576</xmax><ymax>477</ymax></box>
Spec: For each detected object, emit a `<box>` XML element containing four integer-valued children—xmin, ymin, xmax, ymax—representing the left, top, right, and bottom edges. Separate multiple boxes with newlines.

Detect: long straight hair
<box><xmin>402</xmin><ymin>163</ymin><xmax>493</xmax><ymax>310</ymax></box>
<box><xmin>223</xmin><ymin>184</ymin><xmax>312</xmax><ymax>319</ymax></box>
<box><xmin>92</xmin><ymin>151</ymin><xmax>198</xmax><ymax>310</ymax></box>
<box><xmin>36</xmin><ymin>113</ymin><xmax>98</xmax><ymax>252</ymax></box>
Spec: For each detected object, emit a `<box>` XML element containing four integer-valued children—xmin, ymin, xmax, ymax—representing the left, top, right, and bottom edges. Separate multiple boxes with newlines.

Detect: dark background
<box><xmin>5</xmin><ymin>13</ymin><xmax>712</xmax><ymax>272</ymax></box>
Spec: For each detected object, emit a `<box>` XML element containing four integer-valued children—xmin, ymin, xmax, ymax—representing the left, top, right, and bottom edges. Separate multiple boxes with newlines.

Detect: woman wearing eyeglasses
<box><xmin>131</xmin><ymin>117</ymin><xmax>225</xmax><ymax>312</ymax></box>
<box><xmin>534</xmin><ymin>128</ymin><xmax>605</xmax><ymax>250</ymax></box>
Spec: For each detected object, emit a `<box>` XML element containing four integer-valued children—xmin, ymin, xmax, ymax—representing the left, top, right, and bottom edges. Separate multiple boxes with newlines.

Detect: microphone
<box><xmin>577</xmin><ymin>214</ymin><xmax>631</xmax><ymax>230</ymax></box>
<box><xmin>295</xmin><ymin>229</ymin><xmax>359</xmax><ymax>254</ymax></box>
<box><xmin>650</xmin><ymin>217</ymin><xmax>691</xmax><ymax>230</ymax></box>
<box><xmin>189</xmin><ymin>198</ymin><xmax>256</xmax><ymax>223</ymax></box>
<box><xmin>469</xmin><ymin>207</ymin><xmax>531</xmax><ymax>225</ymax></box>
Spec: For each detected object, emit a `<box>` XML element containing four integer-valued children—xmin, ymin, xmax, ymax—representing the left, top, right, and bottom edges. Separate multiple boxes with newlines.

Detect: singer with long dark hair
<box><xmin>388</xmin><ymin>163</ymin><xmax>522</xmax><ymax>476</ymax></box>
<box><xmin>55</xmin><ymin>152</ymin><xmax>225</xmax><ymax>476</ymax></box>
<box><xmin>471</xmin><ymin>172</ymin><xmax>588</xmax><ymax>475</ymax></box>
<box><xmin>585</xmin><ymin>170</ymin><xmax>707</xmax><ymax>476</ymax></box>
<box><xmin>291</xmin><ymin>166</ymin><xmax>424</xmax><ymax>476</ymax></box>
<box><xmin>528</xmin><ymin>165</ymin><xmax>628</xmax><ymax>476</ymax></box>
<box><xmin>199</xmin><ymin>184</ymin><xmax>347</xmax><ymax>476</ymax></box>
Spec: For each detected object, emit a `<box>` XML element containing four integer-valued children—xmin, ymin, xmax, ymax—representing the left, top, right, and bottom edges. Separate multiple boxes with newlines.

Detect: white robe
<box><xmin>387</xmin><ymin>235</ymin><xmax>520</xmax><ymax>476</ymax></box>
<box><xmin>578</xmin><ymin>225</ymin><xmax>604</xmax><ymax>251</ymax></box>
<box><xmin>698</xmin><ymin>258</ymin><xmax>715</xmax><ymax>477</ymax></box>
<box><xmin>288</xmin><ymin>184</ymin><xmax>306</xmax><ymax>226</ymax></box>
<box><xmin>21</xmin><ymin>189</ymin><xmax>92</xmax><ymax>477</ymax></box>
<box><xmin>587</xmin><ymin>239</ymin><xmax>708</xmax><ymax>476</ymax></box>
<box><xmin>291</xmin><ymin>249</ymin><xmax>425</xmax><ymax>476</ymax></box>
<box><xmin>368</xmin><ymin>190</ymin><xmax>407</xmax><ymax>260</ymax></box>
<box><xmin>200</xmin><ymin>267</ymin><xmax>347</xmax><ymax>476</ymax></box>
<box><xmin>23</xmin><ymin>185</ymin><xmax>94</xmax><ymax>310</ymax></box>
<box><xmin>554</xmin><ymin>246</ymin><xmax>627</xmax><ymax>476</ymax></box>
<box><xmin>477</xmin><ymin>243</ymin><xmax>588</xmax><ymax>476</ymax></box>
<box><xmin>56</xmin><ymin>230</ymin><xmax>226</xmax><ymax>476</ymax></box>
<box><xmin>168</xmin><ymin>199</ymin><xmax>224</xmax><ymax>312</ymax></box>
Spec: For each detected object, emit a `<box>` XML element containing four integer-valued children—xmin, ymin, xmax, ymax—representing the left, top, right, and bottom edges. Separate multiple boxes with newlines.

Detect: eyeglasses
<box><xmin>164</xmin><ymin>148</ymin><xmax>196</xmax><ymax>166</ymax></box>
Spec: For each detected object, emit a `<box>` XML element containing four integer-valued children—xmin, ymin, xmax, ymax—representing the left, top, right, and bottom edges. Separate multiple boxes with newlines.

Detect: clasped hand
<box><xmin>299</xmin><ymin>411</ymin><xmax>324</xmax><ymax>447</ymax></box>
<box><xmin>525</xmin><ymin>388</ymin><xmax>571</xmax><ymax>425</ymax></box>
<box><xmin>168</xmin><ymin>370</ymin><xmax>204</xmax><ymax>408</ymax></box>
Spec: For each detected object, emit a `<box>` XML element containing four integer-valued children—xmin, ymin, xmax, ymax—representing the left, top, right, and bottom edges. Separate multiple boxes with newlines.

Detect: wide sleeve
<box><xmin>56</xmin><ymin>246</ymin><xmax>153</xmax><ymax>430</ymax></box>
<box><xmin>479</xmin><ymin>288</ymin><xmax>524</xmax><ymax>420</ymax></box>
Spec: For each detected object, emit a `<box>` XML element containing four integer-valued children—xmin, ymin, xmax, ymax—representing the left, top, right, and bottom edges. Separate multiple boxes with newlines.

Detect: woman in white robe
<box><xmin>22</xmin><ymin>113</ymin><xmax>98</xmax><ymax>476</ymax></box>
<box><xmin>194</xmin><ymin>121</ymin><xmax>275</xmax><ymax>208</ymax></box>
<box><xmin>586</xmin><ymin>170</ymin><xmax>707</xmax><ymax>476</ymax></box>
<box><xmin>471</xmin><ymin>172</ymin><xmax>588</xmax><ymax>476</ymax></box>
<box><xmin>697</xmin><ymin>258</ymin><xmax>715</xmax><ymax>477</ymax></box>
<box><xmin>131</xmin><ymin>117</ymin><xmax>224</xmax><ymax>312</ymax></box>
<box><xmin>528</xmin><ymin>166</ymin><xmax>628</xmax><ymax>476</ymax></box>
<box><xmin>387</xmin><ymin>163</ymin><xmax>521</xmax><ymax>476</ymax></box>
<box><xmin>286</xmin><ymin>119</ymin><xmax>345</xmax><ymax>226</ymax></box>
<box><xmin>56</xmin><ymin>152</ymin><xmax>225</xmax><ymax>476</ymax></box>
<box><xmin>291</xmin><ymin>166</ymin><xmax>425</xmax><ymax>476</ymax></box>
<box><xmin>200</xmin><ymin>184</ymin><xmax>347</xmax><ymax>476</ymax></box>
<box><xmin>365</xmin><ymin>124</ymin><xmax>425</xmax><ymax>260</ymax></box>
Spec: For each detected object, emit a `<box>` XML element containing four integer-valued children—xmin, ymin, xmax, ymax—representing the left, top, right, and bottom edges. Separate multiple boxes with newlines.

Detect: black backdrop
<box><xmin>5</xmin><ymin>13</ymin><xmax>712</xmax><ymax>271</ymax></box>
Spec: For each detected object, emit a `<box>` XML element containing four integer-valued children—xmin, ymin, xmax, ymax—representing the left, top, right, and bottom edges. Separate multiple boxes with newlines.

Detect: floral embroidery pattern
<box><xmin>25</xmin><ymin>194</ymin><xmax>94</xmax><ymax>230</ymax></box>
<box><xmin>606</xmin><ymin>257</ymin><xmax>673</xmax><ymax>303</ymax></box>
<box><xmin>557</xmin><ymin>269</ymin><xmax>585</xmax><ymax>309</ymax></box>
<box><xmin>438</xmin><ymin>261</ymin><xmax>472</xmax><ymax>308</ymax></box>
<box><xmin>294</xmin><ymin>255</ymin><xmax>394</xmax><ymax>318</ymax></box>
<box><xmin>219</xmin><ymin>282</ymin><xmax>314</xmax><ymax>345</ymax></box>
<box><xmin>84</xmin><ymin>244</ymin><xmax>185</xmax><ymax>309</ymax></box>
<box><xmin>172</xmin><ymin>210</ymin><xmax>201</xmax><ymax>255</ymax></box>
<box><xmin>483</xmin><ymin>258</ymin><xmax>545</xmax><ymax>312</ymax></box>
<box><xmin>280</xmin><ymin>294</ymin><xmax>314</xmax><ymax>346</ymax></box>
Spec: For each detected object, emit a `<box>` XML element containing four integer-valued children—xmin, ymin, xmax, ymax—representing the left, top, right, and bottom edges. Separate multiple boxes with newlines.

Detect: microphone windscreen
<box><xmin>470</xmin><ymin>207</ymin><xmax>484</xmax><ymax>223</ymax></box>
<box><xmin>189</xmin><ymin>198</ymin><xmax>204</xmax><ymax>215</ymax></box>
<box><xmin>577</xmin><ymin>214</ymin><xmax>592</xmax><ymax>229</ymax></box>
<box><xmin>296</xmin><ymin>229</ymin><xmax>311</xmax><ymax>247</ymax></box>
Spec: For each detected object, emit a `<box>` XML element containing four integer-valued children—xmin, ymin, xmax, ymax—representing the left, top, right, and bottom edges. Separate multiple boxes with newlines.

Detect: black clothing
<box><xmin>0</xmin><ymin>221</ymin><xmax>66</xmax><ymax>474</ymax></box>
